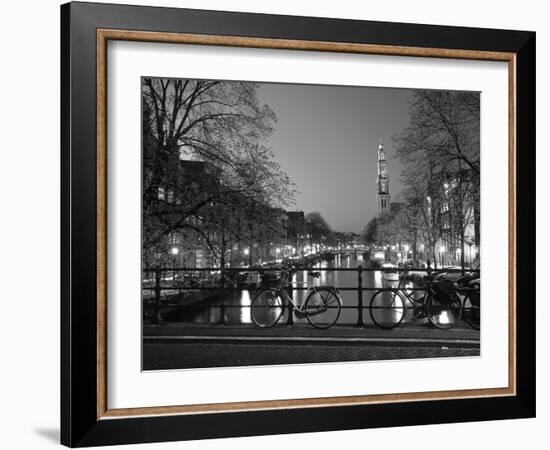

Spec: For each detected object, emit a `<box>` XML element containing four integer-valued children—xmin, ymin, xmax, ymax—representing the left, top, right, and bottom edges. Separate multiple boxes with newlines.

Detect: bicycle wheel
<box><xmin>426</xmin><ymin>290</ymin><xmax>463</xmax><ymax>330</ymax></box>
<box><xmin>251</xmin><ymin>289</ymin><xmax>284</xmax><ymax>328</ymax></box>
<box><xmin>305</xmin><ymin>288</ymin><xmax>342</xmax><ymax>329</ymax></box>
<box><xmin>463</xmin><ymin>291</ymin><xmax>480</xmax><ymax>330</ymax></box>
<box><xmin>369</xmin><ymin>289</ymin><xmax>405</xmax><ymax>329</ymax></box>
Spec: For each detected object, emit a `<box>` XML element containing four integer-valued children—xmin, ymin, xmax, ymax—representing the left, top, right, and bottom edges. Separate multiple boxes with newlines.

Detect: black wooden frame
<box><xmin>61</xmin><ymin>1</ymin><xmax>535</xmax><ymax>447</ymax></box>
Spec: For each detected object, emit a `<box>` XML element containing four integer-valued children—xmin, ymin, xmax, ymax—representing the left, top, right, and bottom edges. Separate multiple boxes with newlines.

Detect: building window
<box><xmin>167</xmin><ymin>189</ymin><xmax>174</xmax><ymax>204</ymax></box>
<box><xmin>158</xmin><ymin>186</ymin><xmax>165</xmax><ymax>200</ymax></box>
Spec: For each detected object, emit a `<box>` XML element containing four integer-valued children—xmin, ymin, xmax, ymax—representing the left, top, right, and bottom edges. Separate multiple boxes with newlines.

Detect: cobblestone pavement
<box><xmin>143</xmin><ymin>340</ymin><xmax>480</xmax><ymax>370</ymax></box>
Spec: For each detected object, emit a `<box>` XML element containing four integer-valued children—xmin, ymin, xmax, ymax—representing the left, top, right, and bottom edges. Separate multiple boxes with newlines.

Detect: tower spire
<box><xmin>376</xmin><ymin>138</ymin><xmax>390</xmax><ymax>217</ymax></box>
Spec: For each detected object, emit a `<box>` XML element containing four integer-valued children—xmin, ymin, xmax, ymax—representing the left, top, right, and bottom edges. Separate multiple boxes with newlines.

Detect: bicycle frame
<box><xmin>276</xmin><ymin>269</ymin><xmax>338</xmax><ymax>316</ymax></box>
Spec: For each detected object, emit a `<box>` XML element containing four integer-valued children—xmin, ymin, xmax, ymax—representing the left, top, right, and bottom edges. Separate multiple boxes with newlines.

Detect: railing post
<box><xmin>219</xmin><ymin>300</ymin><xmax>226</xmax><ymax>325</ymax></box>
<box><xmin>286</xmin><ymin>271</ymin><xmax>294</xmax><ymax>326</ymax></box>
<box><xmin>357</xmin><ymin>265</ymin><xmax>364</xmax><ymax>327</ymax></box>
<box><xmin>219</xmin><ymin>276</ymin><xmax>226</xmax><ymax>325</ymax></box>
<box><xmin>154</xmin><ymin>269</ymin><xmax>161</xmax><ymax>325</ymax></box>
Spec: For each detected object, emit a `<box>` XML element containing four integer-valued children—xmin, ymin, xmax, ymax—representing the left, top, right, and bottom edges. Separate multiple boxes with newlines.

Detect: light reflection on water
<box><xmin>239</xmin><ymin>290</ymin><xmax>252</xmax><ymax>324</ymax></box>
<box><xmin>167</xmin><ymin>254</ymin><xmax>401</xmax><ymax>325</ymax></box>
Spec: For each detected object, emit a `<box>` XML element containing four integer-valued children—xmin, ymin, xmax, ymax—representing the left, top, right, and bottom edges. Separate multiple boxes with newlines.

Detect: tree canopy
<box><xmin>142</xmin><ymin>78</ymin><xmax>296</xmax><ymax>266</ymax></box>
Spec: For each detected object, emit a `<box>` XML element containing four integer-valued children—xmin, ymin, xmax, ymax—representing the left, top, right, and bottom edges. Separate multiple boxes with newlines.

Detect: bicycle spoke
<box><xmin>370</xmin><ymin>290</ymin><xmax>405</xmax><ymax>329</ymax></box>
<box><xmin>251</xmin><ymin>290</ymin><xmax>284</xmax><ymax>328</ymax></box>
<box><xmin>305</xmin><ymin>289</ymin><xmax>341</xmax><ymax>329</ymax></box>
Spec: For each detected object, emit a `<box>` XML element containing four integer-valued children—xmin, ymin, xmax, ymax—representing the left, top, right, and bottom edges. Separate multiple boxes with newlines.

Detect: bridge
<box><xmin>142</xmin><ymin>266</ymin><xmax>480</xmax><ymax>370</ymax></box>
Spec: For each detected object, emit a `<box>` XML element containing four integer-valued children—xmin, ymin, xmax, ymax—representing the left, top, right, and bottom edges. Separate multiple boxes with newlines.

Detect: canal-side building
<box><xmin>144</xmin><ymin>159</ymin><xmax>221</xmax><ymax>269</ymax></box>
<box><xmin>286</xmin><ymin>211</ymin><xmax>306</xmax><ymax>255</ymax></box>
<box><xmin>376</xmin><ymin>139</ymin><xmax>391</xmax><ymax>217</ymax></box>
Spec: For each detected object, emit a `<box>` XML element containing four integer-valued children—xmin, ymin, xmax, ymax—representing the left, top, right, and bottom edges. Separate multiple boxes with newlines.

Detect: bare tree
<box><xmin>394</xmin><ymin>91</ymin><xmax>480</xmax><ymax>175</ymax></box>
<box><xmin>393</xmin><ymin>90</ymin><xmax>480</xmax><ymax>269</ymax></box>
<box><xmin>361</xmin><ymin>217</ymin><xmax>378</xmax><ymax>245</ymax></box>
<box><xmin>142</xmin><ymin>78</ymin><xmax>296</xmax><ymax>266</ymax></box>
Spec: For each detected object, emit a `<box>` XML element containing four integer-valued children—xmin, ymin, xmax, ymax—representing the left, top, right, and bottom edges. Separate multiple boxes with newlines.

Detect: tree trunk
<box><xmin>460</xmin><ymin>232</ymin><xmax>465</xmax><ymax>274</ymax></box>
<box><xmin>412</xmin><ymin>228</ymin><xmax>418</xmax><ymax>262</ymax></box>
<box><xmin>474</xmin><ymin>201</ymin><xmax>480</xmax><ymax>248</ymax></box>
<box><xmin>219</xmin><ymin>233</ymin><xmax>227</xmax><ymax>280</ymax></box>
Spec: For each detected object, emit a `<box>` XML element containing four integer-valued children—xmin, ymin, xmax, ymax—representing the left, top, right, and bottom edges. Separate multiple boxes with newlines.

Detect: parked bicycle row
<box><xmin>249</xmin><ymin>264</ymin><xmax>479</xmax><ymax>331</ymax></box>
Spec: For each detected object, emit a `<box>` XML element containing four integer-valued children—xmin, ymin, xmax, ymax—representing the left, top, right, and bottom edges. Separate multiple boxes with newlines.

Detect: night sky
<box><xmin>257</xmin><ymin>82</ymin><xmax>413</xmax><ymax>233</ymax></box>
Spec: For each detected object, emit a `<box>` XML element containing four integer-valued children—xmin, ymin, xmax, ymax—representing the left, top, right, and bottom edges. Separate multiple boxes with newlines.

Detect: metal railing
<box><xmin>143</xmin><ymin>265</ymin><xmax>479</xmax><ymax>327</ymax></box>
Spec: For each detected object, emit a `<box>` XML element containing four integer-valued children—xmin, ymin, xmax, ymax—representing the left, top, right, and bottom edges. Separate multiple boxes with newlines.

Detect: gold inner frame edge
<box><xmin>96</xmin><ymin>29</ymin><xmax>517</xmax><ymax>420</ymax></box>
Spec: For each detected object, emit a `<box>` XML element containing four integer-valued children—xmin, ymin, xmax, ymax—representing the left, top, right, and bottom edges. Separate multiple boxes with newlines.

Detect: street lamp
<box><xmin>403</xmin><ymin>244</ymin><xmax>410</xmax><ymax>262</ymax></box>
<box><xmin>418</xmin><ymin>244</ymin><xmax>424</xmax><ymax>264</ymax></box>
<box><xmin>243</xmin><ymin>247</ymin><xmax>250</xmax><ymax>267</ymax></box>
<box><xmin>439</xmin><ymin>244</ymin><xmax>446</xmax><ymax>267</ymax></box>
<box><xmin>170</xmin><ymin>246</ymin><xmax>179</xmax><ymax>278</ymax></box>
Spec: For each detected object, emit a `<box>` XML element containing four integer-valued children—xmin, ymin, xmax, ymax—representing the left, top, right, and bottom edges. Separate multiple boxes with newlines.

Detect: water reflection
<box><xmin>239</xmin><ymin>290</ymin><xmax>252</xmax><ymax>324</ymax></box>
<box><xmin>164</xmin><ymin>254</ymin><xmax>401</xmax><ymax>326</ymax></box>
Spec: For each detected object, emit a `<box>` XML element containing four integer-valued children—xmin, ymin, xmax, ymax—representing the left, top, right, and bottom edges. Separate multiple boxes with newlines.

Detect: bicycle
<box><xmin>369</xmin><ymin>271</ymin><xmax>463</xmax><ymax>330</ymax></box>
<box><xmin>456</xmin><ymin>277</ymin><xmax>480</xmax><ymax>330</ymax></box>
<box><xmin>251</xmin><ymin>265</ymin><xmax>343</xmax><ymax>329</ymax></box>
<box><xmin>368</xmin><ymin>270</ymin><xmax>424</xmax><ymax>330</ymax></box>
<box><xmin>435</xmin><ymin>267</ymin><xmax>480</xmax><ymax>330</ymax></box>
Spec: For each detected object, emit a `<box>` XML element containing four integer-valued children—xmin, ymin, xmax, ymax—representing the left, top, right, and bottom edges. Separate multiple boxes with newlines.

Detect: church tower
<box><xmin>376</xmin><ymin>139</ymin><xmax>391</xmax><ymax>217</ymax></box>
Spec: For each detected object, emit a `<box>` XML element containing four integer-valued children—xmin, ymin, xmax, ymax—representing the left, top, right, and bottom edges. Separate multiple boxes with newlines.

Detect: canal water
<box><xmin>166</xmin><ymin>253</ymin><xmax>403</xmax><ymax>326</ymax></box>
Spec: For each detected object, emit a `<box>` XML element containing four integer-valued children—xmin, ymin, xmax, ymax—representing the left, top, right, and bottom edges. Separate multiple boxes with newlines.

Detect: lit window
<box><xmin>158</xmin><ymin>187</ymin><xmax>165</xmax><ymax>200</ymax></box>
<box><xmin>167</xmin><ymin>189</ymin><xmax>174</xmax><ymax>203</ymax></box>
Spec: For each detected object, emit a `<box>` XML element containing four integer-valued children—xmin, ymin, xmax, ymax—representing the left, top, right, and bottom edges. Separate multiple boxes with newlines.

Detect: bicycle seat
<box><xmin>307</xmin><ymin>271</ymin><xmax>321</xmax><ymax>278</ymax></box>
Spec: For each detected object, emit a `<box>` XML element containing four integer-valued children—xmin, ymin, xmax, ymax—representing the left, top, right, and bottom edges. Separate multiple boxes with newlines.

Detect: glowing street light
<box><xmin>439</xmin><ymin>244</ymin><xmax>446</xmax><ymax>267</ymax></box>
<box><xmin>170</xmin><ymin>247</ymin><xmax>179</xmax><ymax>272</ymax></box>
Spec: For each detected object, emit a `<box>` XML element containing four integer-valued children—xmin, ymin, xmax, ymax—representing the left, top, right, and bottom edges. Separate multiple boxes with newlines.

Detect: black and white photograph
<box><xmin>0</xmin><ymin>0</ymin><xmax>543</xmax><ymax>447</ymax></box>
<box><xmin>141</xmin><ymin>77</ymin><xmax>481</xmax><ymax>370</ymax></box>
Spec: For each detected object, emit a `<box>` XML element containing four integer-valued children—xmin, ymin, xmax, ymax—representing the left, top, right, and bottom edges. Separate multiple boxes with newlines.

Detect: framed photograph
<box><xmin>61</xmin><ymin>1</ymin><xmax>535</xmax><ymax>447</ymax></box>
